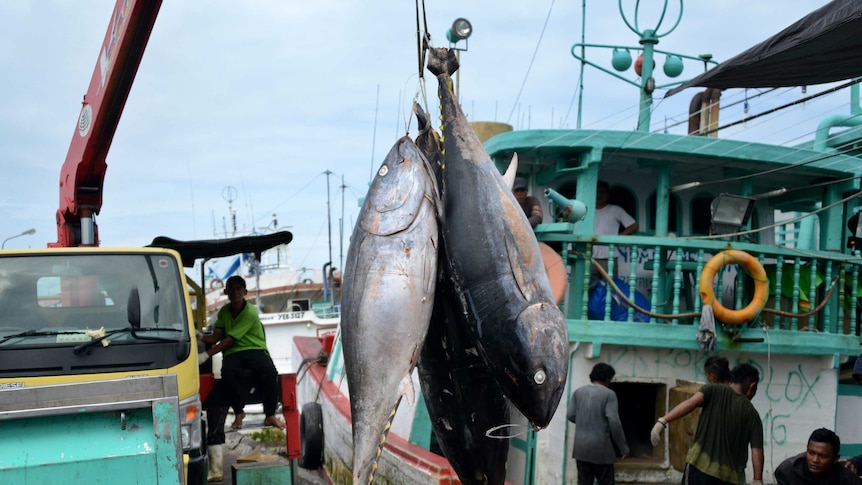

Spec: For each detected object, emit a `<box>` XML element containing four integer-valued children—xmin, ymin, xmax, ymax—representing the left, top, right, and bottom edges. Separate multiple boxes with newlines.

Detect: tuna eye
<box><xmin>533</xmin><ymin>369</ymin><xmax>546</xmax><ymax>385</ymax></box>
<box><xmin>378</xmin><ymin>165</ymin><xmax>389</xmax><ymax>177</ymax></box>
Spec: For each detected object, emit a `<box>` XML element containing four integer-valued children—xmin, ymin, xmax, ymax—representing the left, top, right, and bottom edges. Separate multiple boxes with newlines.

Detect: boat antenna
<box><xmin>324</xmin><ymin>170</ymin><xmax>334</xmax><ymax>305</ymax></box>
<box><xmin>339</xmin><ymin>174</ymin><xmax>347</xmax><ymax>291</ymax></box>
<box><xmin>576</xmin><ymin>0</ymin><xmax>586</xmax><ymax>128</ymax></box>
<box><xmin>369</xmin><ymin>84</ymin><xmax>380</xmax><ymax>183</ymax></box>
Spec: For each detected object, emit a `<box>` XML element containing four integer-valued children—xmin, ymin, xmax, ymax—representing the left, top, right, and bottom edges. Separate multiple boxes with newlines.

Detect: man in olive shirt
<box><xmin>200</xmin><ymin>275</ymin><xmax>284</xmax><ymax>430</ymax></box>
<box><xmin>651</xmin><ymin>363</ymin><xmax>764</xmax><ymax>485</ymax></box>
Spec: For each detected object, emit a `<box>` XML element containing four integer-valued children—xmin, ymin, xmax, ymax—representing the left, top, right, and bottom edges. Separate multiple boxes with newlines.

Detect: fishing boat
<box><xmin>293</xmin><ymin>1</ymin><xmax>862</xmax><ymax>483</ymax></box>
<box><xmin>201</xmin><ymin>198</ymin><xmax>341</xmax><ymax>375</ymax></box>
<box><xmin>204</xmin><ymin>249</ymin><xmax>339</xmax><ymax>374</ymax></box>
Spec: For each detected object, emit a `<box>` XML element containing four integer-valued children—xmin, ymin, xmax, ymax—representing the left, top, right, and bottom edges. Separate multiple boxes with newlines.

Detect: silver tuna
<box><xmin>340</xmin><ymin>135</ymin><xmax>440</xmax><ymax>484</ymax></box>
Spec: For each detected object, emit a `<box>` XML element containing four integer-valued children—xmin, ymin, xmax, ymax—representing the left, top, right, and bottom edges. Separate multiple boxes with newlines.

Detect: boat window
<box><xmin>690</xmin><ymin>193</ymin><xmax>714</xmax><ymax>235</ymax></box>
<box><xmin>291</xmin><ymin>299</ymin><xmax>310</xmax><ymax>312</ymax></box>
<box><xmin>648</xmin><ymin>191</ymin><xmax>680</xmax><ymax>234</ymax></box>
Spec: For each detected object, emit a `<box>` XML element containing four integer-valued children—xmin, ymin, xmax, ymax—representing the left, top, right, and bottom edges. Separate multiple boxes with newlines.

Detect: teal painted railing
<box><xmin>538</xmin><ymin>230</ymin><xmax>862</xmax><ymax>354</ymax></box>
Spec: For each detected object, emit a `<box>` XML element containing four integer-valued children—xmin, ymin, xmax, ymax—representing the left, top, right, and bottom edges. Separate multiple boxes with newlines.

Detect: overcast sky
<box><xmin>0</xmin><ymin>0</ymin><xmax>835</xmax><ymax>273</ymax></box>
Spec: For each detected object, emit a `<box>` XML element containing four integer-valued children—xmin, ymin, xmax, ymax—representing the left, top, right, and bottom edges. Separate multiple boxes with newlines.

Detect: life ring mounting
<box><xmin>699</xmin><ymin>250</ymin><xmax>768</xmax><ymax>325</ymax></box>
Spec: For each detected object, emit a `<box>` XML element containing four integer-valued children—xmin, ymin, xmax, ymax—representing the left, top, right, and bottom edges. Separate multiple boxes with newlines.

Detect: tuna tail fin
<box><xmin>502</xmin><ymin>152</ymin><xmax>519</xmax><ymax>189</ymax></box>
<box><xmin>414</xmin><ymin>101</ymin><xmax>430</xmax><ymax>130</ymax></box>
<box><xmin>399</xmin><ymin>373</ymin><xmax>416</xmax><ymax>406</ymax></box>
<box><xmin>427</xmin><ymin>47</ymin><xmax>459</xmax><ymax>78</ymax></box>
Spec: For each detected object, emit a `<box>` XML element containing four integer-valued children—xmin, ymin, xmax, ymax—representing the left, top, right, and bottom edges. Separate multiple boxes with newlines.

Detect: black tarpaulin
<box><xmin>148</xmin><ymin>231</ymin><xmax>293</xmax><ymax>267</ymax></box>
<box><xmin>666</xmin><ymin>0</ymin><xmax>862</xmax><ymax>97</ymax></box>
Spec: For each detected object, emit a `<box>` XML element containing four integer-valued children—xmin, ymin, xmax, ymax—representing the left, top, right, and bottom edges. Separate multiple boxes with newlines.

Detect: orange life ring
<box><xmin>699</xmin><ymin>250</ymin><xmax>768</xmax><ymax>325</ymax></box>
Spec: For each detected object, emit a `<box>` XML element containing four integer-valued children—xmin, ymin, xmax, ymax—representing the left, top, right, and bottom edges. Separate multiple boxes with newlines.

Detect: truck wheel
<box><xmin>299</xmin><ymin>402</ymin><xmax>324</xmax><ymax>470</ymax></box>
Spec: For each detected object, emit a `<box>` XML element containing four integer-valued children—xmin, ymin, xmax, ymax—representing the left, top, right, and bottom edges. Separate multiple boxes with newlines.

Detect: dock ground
<box><xmin>207</xmin><ymin>409</ymin><xmax>329</xmax><ymax>484</ymax></box>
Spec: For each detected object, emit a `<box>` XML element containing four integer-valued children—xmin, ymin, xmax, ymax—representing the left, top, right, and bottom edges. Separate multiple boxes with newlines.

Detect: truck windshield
<box><xmin>0</xmin><ymin>252</ymin><xmax>189</xmax><ymax>348</ymax></box>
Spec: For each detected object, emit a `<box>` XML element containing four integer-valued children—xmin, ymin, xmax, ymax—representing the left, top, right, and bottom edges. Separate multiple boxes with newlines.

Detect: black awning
<box><xmin>148</xmin><ymin>231</ymin><xmax>293</xmax><ymax>267</ymax></box>
<box><xmin>666</xmin><ymin>0</ymin><xmax>862</xmax><ymax>97</ymax></box>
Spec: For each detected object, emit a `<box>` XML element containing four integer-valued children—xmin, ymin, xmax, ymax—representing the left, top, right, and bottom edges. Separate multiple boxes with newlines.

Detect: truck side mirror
<box><xmin>127</xmin><ymin>286</ymin><xmax>141</xmax><ymax>329</ymax></box>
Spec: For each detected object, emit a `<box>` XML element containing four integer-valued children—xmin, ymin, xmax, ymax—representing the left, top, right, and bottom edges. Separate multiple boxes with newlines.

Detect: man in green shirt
<box><xmin>200</xmin><ymin>275</ymin><xmax>284</xmax><ymax>430</ymax></box>
<box><xmin>651</xmin><ymin>363</ymin><xmax>764</xmax><ymax>485</ymax></box>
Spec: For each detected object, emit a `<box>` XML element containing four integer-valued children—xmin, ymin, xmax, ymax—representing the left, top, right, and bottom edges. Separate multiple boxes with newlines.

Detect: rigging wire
<box><xmin>701</xmin><ymin>79</ymin><xmax>862</xmax><ymax>136</ymax></box>
<box><xmin>655</xmin><ymin>87</ymin><xmax>782</xmax><ymax>133</ymax></box>
<box><xmin>572</xmin><ymin>79</ymin><xmax>862</xmax><ymax>185</ymax></box>
<box><xmin>409</xmin><ymin>0</ymin><xmax>433</xmax><ymax>133</ymax></box>
<box><xmin>505</xmin><ymin>0</ymin><xmax>556</xmax><ymax>125</ymax></box>
<box><xmin>511</xmin><ymin>84</ymin><xmax>857</xmax><ymax>170</ymax></box>
<box><xmin>687</xmin><ymin>190</ymin><xmax>862</xmax><ymax>241</ymax></box>
<box><xmin>254</xmin><ymin>172</ymin><xmax>331</xmax><ymax>227</ymax></box>
<box><xmin>668</xmin><ymin>134</ymin><xmax>862</xmax><ymax>193</ymax></box>
<box><xmin>656</xmin><ymin>92</ymin><xmax>853</xmax><ymax>171</ymax></box>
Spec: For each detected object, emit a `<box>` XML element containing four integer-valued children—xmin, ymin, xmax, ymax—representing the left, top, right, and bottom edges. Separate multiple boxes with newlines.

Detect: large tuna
<box><xmin>414</xmin><ymin>106</ymin><xmax>510</xmax><ymax>484</ymax></box>
<box><xmin>340</xmin><ymin>136</ymin><xmax>439</xmax><ymax>484</ymax></box>
<box><xmin>427</xmin><ymin>47</ymin><xmax>569</xmax><ymax>429</ymax></box>
<box><xmin>417</xmin><ymin>247</ymin><xmax>510</xmax><ymax>485</ymax></box>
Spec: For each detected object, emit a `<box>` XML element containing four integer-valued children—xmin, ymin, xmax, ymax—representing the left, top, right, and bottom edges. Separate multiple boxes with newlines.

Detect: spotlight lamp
<box><xmin>447</xmin><ymin>18</ymin><xmax>472</xmax><ymax>44</ymax></box>
<box><xmin>710</xmin><ymin>194</ymin><xmax>756</xmax><ymax>235</ymax></box>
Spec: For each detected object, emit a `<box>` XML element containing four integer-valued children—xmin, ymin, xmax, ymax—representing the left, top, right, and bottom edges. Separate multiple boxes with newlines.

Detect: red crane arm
<box><xmin>52</xmin><ymin>0</ymin><xmax>162</xmax><ymax>247</ymax></box>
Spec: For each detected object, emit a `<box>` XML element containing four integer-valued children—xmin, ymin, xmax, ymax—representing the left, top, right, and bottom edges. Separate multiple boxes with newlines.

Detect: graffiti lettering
<box><xmin>606</xmin><ymin>346</ymin><xmax>650</xmax><ymax>377</ymax></box>
<box><xmin>762</xmin><ymin>410</ymin><xmax>791</xmax><ymax>446</ymax></box>
<box><xmin>785</xmin><ymin>365</ymin><xmax>822</xmax><ymax>409</ymax></box>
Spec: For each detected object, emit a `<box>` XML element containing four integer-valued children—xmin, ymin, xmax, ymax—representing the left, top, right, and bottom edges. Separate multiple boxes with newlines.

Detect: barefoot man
<box><xmin>199</xmin><ymin>275</ymin><xmax>285</xmax><ymax>430</ymax></box>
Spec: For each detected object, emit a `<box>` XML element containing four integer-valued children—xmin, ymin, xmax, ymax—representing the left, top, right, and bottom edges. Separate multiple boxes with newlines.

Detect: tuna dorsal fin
<box><xmin>502</xmin><ymin>152</ymin><xmax>519</xmax><ymax>189</ymax></box>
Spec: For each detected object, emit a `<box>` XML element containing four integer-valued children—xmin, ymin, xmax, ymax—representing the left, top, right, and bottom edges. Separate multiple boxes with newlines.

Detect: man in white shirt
<box><xmin>593</xmin><ymin>180</ymin><xmax>638</xmax><ymax>277</ymax></box>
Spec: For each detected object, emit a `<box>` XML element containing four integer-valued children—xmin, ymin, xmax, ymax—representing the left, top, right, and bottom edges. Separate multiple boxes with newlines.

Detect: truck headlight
<box><xmin>179</xmin><ymin>395</ymin><xmax>203</xmax><ymax>451</ymax></box>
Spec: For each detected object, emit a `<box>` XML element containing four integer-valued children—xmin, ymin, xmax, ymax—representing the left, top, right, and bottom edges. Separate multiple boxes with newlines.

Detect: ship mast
<box><xmin>325</xmin><ymin>170</ymin><xmax>334</xmax><ymax>306</ymax></box>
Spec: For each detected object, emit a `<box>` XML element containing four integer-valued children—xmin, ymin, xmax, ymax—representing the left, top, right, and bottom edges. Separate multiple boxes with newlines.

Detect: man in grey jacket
<box><xmin>567</xmin><ymin>362</ymin><xmax>629</xmax><ymax>485</ymax></box>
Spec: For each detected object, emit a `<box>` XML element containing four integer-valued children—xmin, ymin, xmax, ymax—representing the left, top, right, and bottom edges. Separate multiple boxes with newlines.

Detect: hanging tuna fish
<box><xmin>340</xmin><ymin>136</ymin><xmax>441</xmax><ymax>485</ymax></box>
<box><xmin>427</xmin><ymin>46</ymin><xmax>569</xmax><ymax>430</ymax></box>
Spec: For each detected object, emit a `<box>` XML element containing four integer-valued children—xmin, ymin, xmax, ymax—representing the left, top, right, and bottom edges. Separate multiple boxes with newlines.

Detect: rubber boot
<box><xmin>207</xmin><ymin>444</ymin><xmax>224</xmax><ymax>482</ymax></box>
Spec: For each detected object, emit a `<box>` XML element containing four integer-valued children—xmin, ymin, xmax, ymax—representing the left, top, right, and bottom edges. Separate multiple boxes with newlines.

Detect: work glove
<box><xmin>650</xmin><ymin>418</ymin><xmax>668</xmax><ymax>446</ymax></box>
<box><xmin>197</xmin><ymin>352</ymin><xmax>210</xmax><ymax>365</ymax></box>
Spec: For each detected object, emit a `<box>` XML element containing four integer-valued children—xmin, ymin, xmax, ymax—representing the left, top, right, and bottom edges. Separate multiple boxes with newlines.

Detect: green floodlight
<box><xmin>446</xmin><ymin>18</ymin><xmax>472</xmax><ymax>44</ymax></box>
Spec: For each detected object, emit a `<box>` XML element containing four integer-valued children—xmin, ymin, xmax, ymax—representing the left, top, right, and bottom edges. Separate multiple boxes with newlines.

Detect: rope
<box><xmin>687</xmin><ymin>190</ymin><xmax>862</xmax><ymax>241</ymax></box>
<box><xmin>576</xmin><ymin>252</ymin><xmax>840</xmax><ymax>321</ymax></box>
<box><xmin>761</xmin><ymin>322</ymin><xmax>775</xmax><ymax>477</ymax></box>
<box><xmin>582</xmin><ymin>253</ymin><xmax>700</xmax><ymax>320</ymax></box>
<box><xmin>761</xmin><ymin>277</ymin><xmax>839</xmax><ymax>318</ymax></box>
<box><xmin>505</xmin><ymin>0</ymin><xmax>556</xmax><ymax>125</ymax></box>
<box><xmin>411</xmin><ymin>0</ymin><xmax>433</xmax><ymax>133</ymax></box>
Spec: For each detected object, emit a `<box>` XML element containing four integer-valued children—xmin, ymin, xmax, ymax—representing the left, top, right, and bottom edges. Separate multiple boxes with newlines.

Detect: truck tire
<box><xmin>299</xmin><ymin>402</ymin><xmax>324</xmax><ymax>470</ymax></box>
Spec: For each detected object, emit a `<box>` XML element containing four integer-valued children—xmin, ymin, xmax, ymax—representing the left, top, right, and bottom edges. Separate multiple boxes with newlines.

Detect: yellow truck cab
<box><xmin>0</xmin><ymin>247</ymin><xmax>205</xmax><ymax>484</ymax></box>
